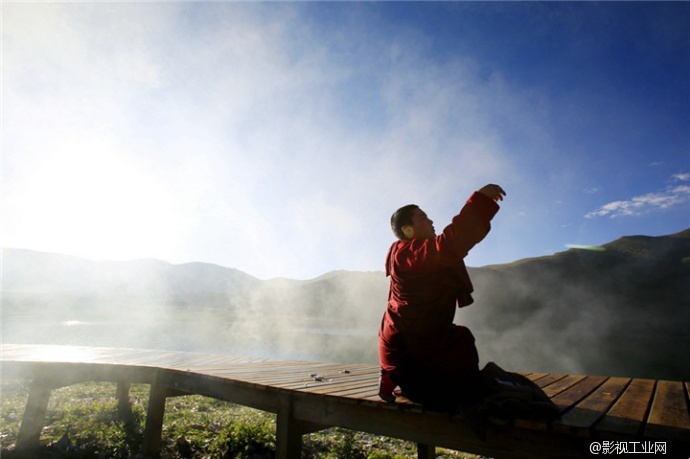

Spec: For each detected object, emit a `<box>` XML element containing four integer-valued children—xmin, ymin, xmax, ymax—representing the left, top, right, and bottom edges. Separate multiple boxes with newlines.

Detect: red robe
<box><xmin>378</xmin><ymin>192</ymin><xmax>499</xmax><ymax>407</ymax></box>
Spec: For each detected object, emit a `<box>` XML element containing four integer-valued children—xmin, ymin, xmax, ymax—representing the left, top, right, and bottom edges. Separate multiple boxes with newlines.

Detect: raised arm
<box><xmin>392</xmin><ymin>184</ymin><xmax>505</xmax><ymax>274</ymax></box>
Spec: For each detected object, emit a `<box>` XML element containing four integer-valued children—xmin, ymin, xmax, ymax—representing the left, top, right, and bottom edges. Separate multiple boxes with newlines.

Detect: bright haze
<box><xmin>3</xmin><ymin>2</ymin><xmax>689</xmax><ymax>280</ymax></box>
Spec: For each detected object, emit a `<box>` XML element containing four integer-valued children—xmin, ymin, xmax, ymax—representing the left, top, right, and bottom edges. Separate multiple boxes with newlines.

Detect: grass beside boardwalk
<box><xmin>1</xmin><ymin>380</ymin><xmax>484</xmax><ymax>459</ymax></box>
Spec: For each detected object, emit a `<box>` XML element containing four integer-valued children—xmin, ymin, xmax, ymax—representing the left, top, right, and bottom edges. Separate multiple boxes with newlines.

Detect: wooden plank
<box><xmin>44</xmin><ymin>346</ymin><xmax>248</xmax><ymax>369</ymax></box>
<box><xmin>329</xmin><ymin>386</ymin><xmax>380</xmax><ymax>399</ymax></box>
<box><xmin>202</xmin><ymin>362</ymin><xmax>337</xmax><ymax>379</ymax></box>
<box><xmin>200</xmin><ymin>366</ymin><xmax>316</xmax><ymax>382</ymax></box>
<box><xmin>596</xmin><ymin>378</ymin><xmax>655</xmax><ymax>439</ymax></box>
<box><xmin>417</xmin><ymin>443</ymin><xmax>435</xmax><ymax>459</ymax></box>
<box><xmin>361</xmin><ymin>393</ymin><xmax>391</xmax><ymax>403</ymax></box>
<box><xmin>92</xmin><ymin>348</ymin><xmax>162</xmax><ymax>364</ymax></box>
<box><xmin>299</xmin><ymin>379</ymin><xmax>378</xmax><ymax>396</ymax></box>
<box><xmin>259</xmin><ymin>369</ymin><xmax>379</xmax><ymax>390</ymax></box>
<box><xmin>276</xmin><ymin>397</ymin><xmax>303</xmax><ymax>459</ymax></box>
<box><xmin>524</xmin><ymin>373</ymin><xmax>549</xmax><ymax>383</ymax></box>
<box><xmin>119</xmin><ymin>350</ymin><xmax>203</xmax><ymax>367</ymax></box>
<box><xmin>531</xmin><ymin>373</ymin><xmax>568</xmax><ymax>389</ymax></box>
<box><xmin>202</xmin><ymin>360</ymin><xmax>326</xmax><ymax>372</ymax></box>
<box><xmin>550</xmin><ymin>375</ymin><xmax>607</xmax><ymax>412</ymax></box>
<box><xmin>222</xmin><ymin>364</ymin><xmax>352</xmax><ymax>386</ymax></box>
<box><xmin>15</xmin><ymin>379</ymin><xmax>52</xmax><ymax>449</ymax></box>
<box><xmin>158</xmin><ymin>354</ymin><xmax>248</xmax><ymax>369</ymax></box>
<box><xmin>541</xmin><ymin>374</ymin><xmax>586</xmax><ymax>398</ymax></box>
<box><xmin>290</xmin><ymin>370</ymin><xmax>379</xmax><ymax>387</ymax></box>
<box><xmin>234</xmin><ymin>363</ymin><xmax>349</xmax><ymax>379</ymax></box>
<box><xmin>299</xmin><ymin>372</ymin><xmax>379</xmax><ymax>389</ymax></box>
<box><xmin>116</xmin><ymin>382</ymin><xmax>133</xmax><ymax>422</ymax></box>
<box><xmin>202</xmin><ymin>360</ymin><xmax>312</xmax><ymax>370</ymax></box>
<box><xmin>304</xmin><ymin>385</ymin><xmax>364</xmax><ymax>399</ymax></box>
<box><xmin>358</xmin><ymin>393</ymin><xmax>426</xmax><ymax>410</ymax></box>
<box><xmin>292</xmin><ymin>390</ymin><xmax>594</xmax><ymax>459</ymax></box>
<box><xmin>510</xmin><ymin>375</ymin><xmax>606</xmax><ymax>433</ymax></box>
<box><xmin>645</xmin><ymin>380</ymin><xmax>690</xmax><ymax>442</ymax></box>
<box><xmin>534</xmin><ymin>374</ymin><xmax>572</xmax><ymax>397</ymax></box>
<box><xmin>192</xmin><ymin>359</ymin><xmax>303</xmax><ymax>373</ymax></box>
<box><xmin>3</xmin><ymin>344</ymin><xmax>690</xmax><ymax>459</ymax></box>
<box><xmin>142</xmin><ymin>376</ymin><xmax>169</xmax><ymax>456</ymax></box>
<box><xmin>180</xmin><ymin>367</ymin><xmax>306</xmax><ymax>384</ymax></box>
<box><xmin>554</xmin><ymin>376</ymin><xmax>630</xmax><ymax>436</ymax></box>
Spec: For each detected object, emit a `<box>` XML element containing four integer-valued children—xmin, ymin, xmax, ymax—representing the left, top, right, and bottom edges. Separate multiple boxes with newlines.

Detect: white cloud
<box><xmin>585</xmin><ymin>176</ymin><xmax>690</xmax><ymax>219</ymax></box>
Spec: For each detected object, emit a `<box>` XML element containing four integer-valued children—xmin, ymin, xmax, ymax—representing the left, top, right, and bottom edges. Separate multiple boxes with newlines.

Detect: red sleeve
<box><xmin>392</xmin><ymin>191</ymin><xmax>499</xmax><ymax>274</ymax></box>
<box><xmin>439</xmin><ymin>191</ymin><xmax>498</xmax><ymax>259</ymax></box>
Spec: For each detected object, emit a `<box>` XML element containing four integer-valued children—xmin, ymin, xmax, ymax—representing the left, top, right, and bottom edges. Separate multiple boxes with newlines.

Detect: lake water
<box><xmin>3</xmin><ymin>316</ymin><xmax>688</xmax><ymax>381</ymax></box>
<box><xmin>1</xmin><ymin>315</ymin><xmax>380</xmax><ymax>364</ymax></box>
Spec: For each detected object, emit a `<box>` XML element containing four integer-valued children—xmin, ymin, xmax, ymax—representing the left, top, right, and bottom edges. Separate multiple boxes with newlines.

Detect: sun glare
<box><xmin>28</xmin><ymin>345</ymin><xmax>101</xmax><ymax>363</ymax></box>
<box><xmin>8</xmin><ymin>140</ymin><xmax>184</xmax><ymax>262</ymax></box>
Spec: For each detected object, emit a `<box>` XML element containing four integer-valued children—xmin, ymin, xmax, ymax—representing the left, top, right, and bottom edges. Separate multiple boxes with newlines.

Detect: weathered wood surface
<box><xmin>2</xmin><ymin>344</ymin><xmax>689</xmax><ymax>458</ymax></box>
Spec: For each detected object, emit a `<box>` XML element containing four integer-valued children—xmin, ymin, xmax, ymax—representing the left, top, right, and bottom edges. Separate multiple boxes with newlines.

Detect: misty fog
<box><xmin>3</xmin><ymin>233</ymin><xmax>689</xmax><ymax>381</ymax></box>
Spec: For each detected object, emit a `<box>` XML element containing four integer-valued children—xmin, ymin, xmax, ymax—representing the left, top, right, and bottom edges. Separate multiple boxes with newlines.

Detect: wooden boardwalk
<box><xmin>1</xmin><ymin>344</ymin><xmax>689</xmax><ymax>458</ymax></box>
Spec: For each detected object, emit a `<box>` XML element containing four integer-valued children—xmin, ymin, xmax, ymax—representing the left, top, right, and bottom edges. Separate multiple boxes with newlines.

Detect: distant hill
<box><xmin>2</xmin><ymin>227</ymin><xmax>689</xmax><ymax>380</ymax></box>
<box><xmin>463</xmin><ymin>228</ymin><xmax>690</xmax><ymax>380</ymax></box>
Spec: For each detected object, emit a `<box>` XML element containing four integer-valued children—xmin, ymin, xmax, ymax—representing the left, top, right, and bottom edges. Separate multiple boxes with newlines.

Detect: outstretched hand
<box><xmin>478</xmin><ymin>184</ymin><xmax>506</xmax><ymax>202</ymax></box>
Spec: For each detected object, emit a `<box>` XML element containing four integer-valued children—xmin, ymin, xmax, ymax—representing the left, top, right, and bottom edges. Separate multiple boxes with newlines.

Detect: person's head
<box><xmin>390</xmin><ymin>204</ymin><xmax>435</xmax><ymax>240</ymax></box>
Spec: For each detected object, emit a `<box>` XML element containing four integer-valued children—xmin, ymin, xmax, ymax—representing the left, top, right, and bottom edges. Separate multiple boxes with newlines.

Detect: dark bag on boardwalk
<box><xmin>476</xmin><ymin>362</ymin><xmax>560</xmax><ymax>421</ymax></box>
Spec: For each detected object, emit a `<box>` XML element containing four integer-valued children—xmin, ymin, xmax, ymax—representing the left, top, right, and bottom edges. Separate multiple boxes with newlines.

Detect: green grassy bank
<box><xmin>1</xmin><ymin>380</ymin><xmax>482</xmax><ymax>459</ymax></box>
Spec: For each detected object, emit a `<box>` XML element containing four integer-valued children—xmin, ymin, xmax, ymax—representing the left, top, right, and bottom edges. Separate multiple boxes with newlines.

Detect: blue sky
<box><xmin>3</xmin><ymin>2</ymin><xmax>689</xmax><ymax>279</ymax></box>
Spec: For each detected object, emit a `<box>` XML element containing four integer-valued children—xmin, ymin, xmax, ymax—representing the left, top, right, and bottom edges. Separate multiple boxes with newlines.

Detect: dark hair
<box><xmin>390</xmin><ymin>204</ymin><xmax>419</xmax><ymax>240</ymax></box>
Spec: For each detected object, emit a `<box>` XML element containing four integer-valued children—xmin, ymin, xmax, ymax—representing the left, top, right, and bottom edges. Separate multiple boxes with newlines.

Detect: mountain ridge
<box><xmin>2</xmin><ymin>227</ymin><xmax>689</xmax><ymax>380</ymax></box>
<box><xmin>4</xmin><ymin>225</ymin><xmax>688</xmax><ymax>282</ymax></box>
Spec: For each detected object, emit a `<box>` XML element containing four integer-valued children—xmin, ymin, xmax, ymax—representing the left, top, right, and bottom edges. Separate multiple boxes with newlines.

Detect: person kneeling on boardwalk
<box><xmin>378</xmin><ymin>184</ymin><xmax>558</xmax><ymax>421</ymax></box>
